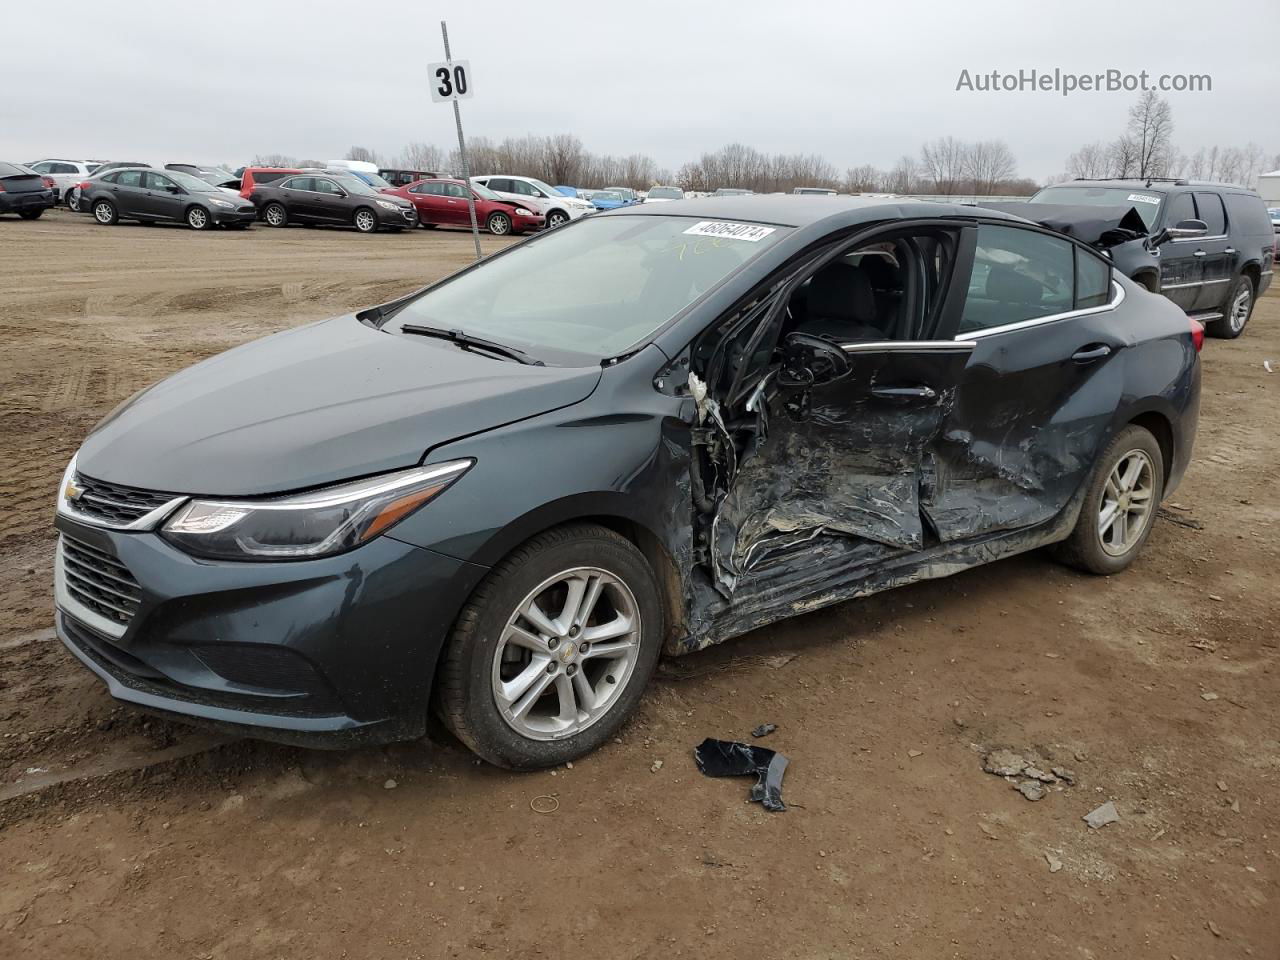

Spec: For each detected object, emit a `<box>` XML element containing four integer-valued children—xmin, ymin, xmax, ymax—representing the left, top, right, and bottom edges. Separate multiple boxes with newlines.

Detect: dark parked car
<box><xmin>78</xmin><ymin>168</ymin><xmax>257</xmax><ymax>229</ymax></box>
<box><xmin>250</xmin><ymin>173</ymin><xmax>416</xmax><ymax>232</ymax></box>
<box><xmin>54</xmin><ymin>196</ymin><xmax>1201</xmax><ymax>769</ymax></box>
<box><xmin>388</xmin><ymin>178</ymin><xmax>543</xmax><ymax>234</ymax></box>
<box><xmin>0</xmin><ymin>162</ymin><xmax>56</xmax><ymax>219</ymax></box>
<box><xmin>238</xmin><ymin>166</ymin><xmax>301</xmax><ymax>200</ymax></box>
<box><xmin>380</xmin><ymin>168</ymin><xmax>438</xmax><ymax>187</ymax></box>
<box><xmin>66</xmin><ymin>163</ymin><xmax>150</xmax><ymax>211</ymax></box>
<box><xmin>1022</xmin><ymin>179</ymin><xmax>1275</xmax><ymax>338</ymax></box>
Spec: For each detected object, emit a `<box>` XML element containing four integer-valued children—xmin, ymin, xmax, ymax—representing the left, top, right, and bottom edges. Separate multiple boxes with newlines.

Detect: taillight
<box><xmin>1189</xmin><ymin>318</ymin><xmax>1205</xmax><ymax>353</ymax></box>
<box><xmin>77</xmin><ymin>180</ymin><xmax>91</xmax><ymax>191</ymax></box>
<box><xmin>42</xmin><ymin>176</ymin><xmax>56</xmax><ymax>189</ymax></box>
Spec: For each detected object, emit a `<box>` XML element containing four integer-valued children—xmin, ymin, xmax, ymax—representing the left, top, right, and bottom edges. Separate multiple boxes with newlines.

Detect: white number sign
<box><xmin>429</xmin><ymin>61</ymin><xmax>473</xmax><ymax>102</ymax></box>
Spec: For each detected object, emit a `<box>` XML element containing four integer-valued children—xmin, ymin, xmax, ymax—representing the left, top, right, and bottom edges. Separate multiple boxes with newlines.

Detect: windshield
<box><xmin>332</xmin><ymin>175</ymin><xmax>377</xmax><ymax>196</ymax></box>
<box><xmin>389</xmin><ymin>215</ymin><xmax>789</xmax><ymax>363</ymax></box>
<box><xmin>193</xmin><ymin>167</ymin><xmax>236</xmax><ymax>184</ymax></box>
<box><xmin>1030</xmin><ymin>185</ymin><xmax>1165</xmax><ymax>228</ymax></box>
<box><xmin>472</xmin><ymin>182</ymin><xmax>502</xmax><ymax>201</ymax></box>
<box><xmin>595</xmin><ymin>191</ymin><xmax>623</xmax><ymax>201</ymax></box>
<box><xmin>361</xmin><ymin>172</ymin><xmax>393</xmax><ymax>189</ymax></box>
<box><xmin>604</xmin><ymin>187</ymin><xmax>635</xmax><ymax>199</ymax></box>
<box><xmin>168</xmin><ymin>171</ymin><xmax>219</xmax><ymax>193</ymax></box>
<box><xmin>647</xmin><ymin>187</ymin><xmax>682</xmax><ymax>199</ymax></box>
<box><xmin>524</xmin><ymin>177</ymin><xmax>560</xmax><ymax>198</ymax></box>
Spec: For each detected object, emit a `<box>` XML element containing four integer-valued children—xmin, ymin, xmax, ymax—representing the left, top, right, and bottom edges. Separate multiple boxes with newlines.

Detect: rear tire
<box><xmin>436</xmin><ymin>524</ymin><xmax>663</xmax><ymax>769</ymax></box>
<box><xmin>1206</xmin><ymin>276</ymin><xmax>1254</xmax><ymax>339</ymax></box>
<box><xmin>66</xmin><ymin>190</ymin><xmax>80</xmax><ymax>212</ymax></box>
<box><xmin>18</xmin><ymin>210</ymin><xmax>44</xmax><ymax>220</ymax></box>
<box><xmin>353</xmin><ymin>208</ymin><xmax>378</xmax><ymax>233</ymax></box>
<box><xmin>486</xmin><ymin>211</ymin><xmax>512</xmax><ymax>235</ymax></box>
<box><xmin>92</xmin><ymin>200</ymin><xmax>118</xmax><ymax>225</ymax></box>
<box><xmin>1052</xmin><ymin>425</ymin><xmax>1164</xmax><ymax>575</ymax></box>
<box><xmin>263</xmin><ymin>202</ymin><xmax>288</xmax><ymax>228</ymax></box>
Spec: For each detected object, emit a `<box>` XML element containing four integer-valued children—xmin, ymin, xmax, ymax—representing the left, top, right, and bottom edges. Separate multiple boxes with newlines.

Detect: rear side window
<box><xmin>960</xmin><ymin>224</ymin><xmax>1075</xmax><ymax>333</ymax></box>
<box><xmin>1075</xmin><ymin>248</ymin><xmax>1112</xmax><ymax>309</ymax></box>
<box><xmin>101</xmin><ymin>172</ymin><xmax>119</xmax><ymax>184</ymax></box>
<box><xmin>282</xmin><ymin>177</ymin><xmax>313</xmax><ymax>191</ymax></box>
<box><xmin>253</xmin><ymin>171</ymin><xmax>289</xmax><ymax>185</ymax></box>
<box><xmin>1194</xmin><ymin>193</ymin><xmax>1227</xmax><ymax>235</ymax></box>
<box><xmin>116</xmin><ymin>170</ymin><xmax>143</xmax><ymax>187</ymax></box>
<box><xmin>1223</xmin><ymin>193</ymin><xmax>1272</xmax><ymax>237</ymax></box>
<box><xmin>487</xmin><ymin>178</ymin><xmax>511</xmax><ymax>192</ymax></box>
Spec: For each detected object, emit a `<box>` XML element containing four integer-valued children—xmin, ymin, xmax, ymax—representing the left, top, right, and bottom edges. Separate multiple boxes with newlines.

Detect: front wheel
<box><xmin>1053</xmin><ymin>424</ymin><xmax>1164</xmax><ymax>575</ymax></box>
<box><xmin>546</xmin><ymin>209</ymin><xmax>569</xmax><ymax>229</ymax></box>
<box><xmin>186</xmin><ymin>206</ymin><xmax>211</xmax><ymax>230</ymax></box>
<box><xmin>1206</xmin><ymin>277</ymin><xmax>1254</xmax><ymax>339</ymax></box>
<box><xmin>486</xmin><ymin>211</ymin><xmax>512</xmax><ymax>235</ymax></box>
<box><xmin>436</xmin><ymin>524</ymin><xmax>663</xmax><ymax>769</ymax></box>
<box><xmin>263</xmin><ymin>202</ymin><xmax>288</xmax><ymax>227</ymax></box>
<box><xmin>92</xmin><ymin>200</ymin><xmax>118</xmax><ymax>225</ymax></box>
<box><xmin>18</xmin><ymin>209</ymin><xmax>44</xmax><ymax>220</ymax></box>
<box><xmin>353</xmin><ymin>208</ymin><xmax>378</xmax><ymax>233</ymax></box>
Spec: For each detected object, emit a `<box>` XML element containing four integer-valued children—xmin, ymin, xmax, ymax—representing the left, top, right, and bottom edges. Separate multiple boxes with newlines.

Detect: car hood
<box><xmin>979</xmin><ymin>201</ymin><xmax>1149</xmax><ymax>248</ymax></box>
<box><xmin>77</xmin><ymin>316</ymin><xmax>603</xmax><ymax>496</ymax></box>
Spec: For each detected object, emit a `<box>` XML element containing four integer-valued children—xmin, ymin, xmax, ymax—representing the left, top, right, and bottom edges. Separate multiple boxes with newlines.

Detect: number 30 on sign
<box><xmin>429</xmin><ymin>61</ymin><xmax>473</xmax><ymax>102</ymax></box>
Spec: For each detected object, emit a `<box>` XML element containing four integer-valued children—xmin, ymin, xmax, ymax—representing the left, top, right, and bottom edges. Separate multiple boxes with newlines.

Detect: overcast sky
<box><xmin>3</xmin><ymin>0</ymin><xmax>1275</xmax><ymax>182</ymax></box>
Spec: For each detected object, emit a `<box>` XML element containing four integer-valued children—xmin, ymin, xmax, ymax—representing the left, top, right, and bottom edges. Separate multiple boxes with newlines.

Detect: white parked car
<box><xmin>644</xmin><ymin>185</ymin><xmax>684</xmax><ymax>203</ymax></box>
<box><xmin>471</xmin><ymin>175</ymin><xmax>594</xmax><ymax>228</ymax></box>
<box><xmin>26</xmin><ymin>159</ymin><xmax>98</xmax><ymax>203</ymax></box>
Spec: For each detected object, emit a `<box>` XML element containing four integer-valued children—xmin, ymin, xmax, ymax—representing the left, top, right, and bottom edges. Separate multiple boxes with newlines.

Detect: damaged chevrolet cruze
<box><xmin>55</xmin><ymin>196</ymin><xmax>1202</xmax><ymax>768</ymax></box>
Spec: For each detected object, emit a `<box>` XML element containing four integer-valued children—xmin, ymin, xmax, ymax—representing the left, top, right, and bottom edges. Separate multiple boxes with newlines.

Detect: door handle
<box><xmin>870</xmin><ymin>385</ymin><xmax>937</xmax><ymax>402</ymax></box>
<box><xmin>1193</xmin><ymin>250</ymin><xmax>1206</xmax><ymax>257</ymax></box>
<box><xmin>1071</xmin><ymin>344</ymin><xmax>1112</xmax><ymax>363</ymax></box>
<box><xmin>1224</xmin><ymin>248</ymin><xmax>1236</xmax><ymax>254</ymax></box>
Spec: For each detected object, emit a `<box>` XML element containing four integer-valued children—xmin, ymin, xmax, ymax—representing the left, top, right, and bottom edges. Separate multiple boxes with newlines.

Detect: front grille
<box><xmin>61</xmin><ymin>534</ymin><xmax>142</xmax><ymax>628</ymax></box>
<box><xmin>72</xmin><ymin>473</ymin><xmax>176</xmax><ymax>525</ymax></box>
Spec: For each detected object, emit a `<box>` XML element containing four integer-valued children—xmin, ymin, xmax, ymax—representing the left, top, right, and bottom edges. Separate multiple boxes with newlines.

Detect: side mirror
<box><xmin>1152</xmin><ymin>218</ymin><xmax>1207</xmax><ymax>246</ymax></box>
<box><xmin>777</xmin><ymin>332</ymin><xmax>851</xmax><ymax>388</ymax></box>
<box><xmin>166</xmin><ymin>185</ymin><xmax>182</xmax><ymax>194</ymax></box>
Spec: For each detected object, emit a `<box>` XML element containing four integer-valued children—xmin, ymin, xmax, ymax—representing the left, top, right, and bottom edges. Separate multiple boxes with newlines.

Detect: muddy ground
<box><xmin>1</xmin><ymin>208</ymin><xmax>1276</xmax><ymax>958</ymax></box>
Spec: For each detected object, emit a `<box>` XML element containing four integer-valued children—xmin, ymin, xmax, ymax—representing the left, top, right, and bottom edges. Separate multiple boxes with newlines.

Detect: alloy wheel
<box><xmin>1097</xmin><ymin>449</ymin><xmax>1155</xmax><ymax>556</ymax></box>
<box><xmin>93</xmin><ymin>202</ymin><xmax>113</xmax><ymax>224</ymax></box>
<box><xmin>547</xmin><ymin>211</ymin><xmax>568</xmax><ymax>228</ymax></box>
<box><xmin>265</xmin><ymin>205</ymin><xmax>286</xmax><ymax>227</ymax></box>
<box><xmin>488</xmin><ymin>214</ymin><xmax>510</xmax><ymax>235</ymax></box>
<box><xmin>1229</xmin><ymin>285</ymin><xmax>1252</xmax><ymax>333</ymax></box>
<box><xmin>66</xmin><ymin>190</ymin><xmax>79</xmax><ymax>212</ymax></box>
<box><xmin>354</xmin><ymin>210</ymin><xmax>376</xmax><ymax>232</ymax></box>
<box><xmin>491</xmin><ymin>566</ymin><xmax>642</xmax><ymax>740</ymax></box>
<box><xmin>188</xmin><ymin>207</ymin><xmax>208</xmax><ymax>230</ymax></box>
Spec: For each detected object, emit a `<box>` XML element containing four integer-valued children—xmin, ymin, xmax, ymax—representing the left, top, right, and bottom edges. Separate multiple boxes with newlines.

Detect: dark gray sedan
<box><xmin>249</xmin><ymin>173</ymin><xmax>417</xmax><ymax>232</ymax></box>
<box><xmin>79</xmin><ymin>168</ymin><xmax>257</xmax><ymax>229</ymax></box>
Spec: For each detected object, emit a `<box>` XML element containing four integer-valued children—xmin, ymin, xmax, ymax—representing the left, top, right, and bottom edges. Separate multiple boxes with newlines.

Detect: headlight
<box><xmin>209</xmin><ymin>198</ymin><xmax>233</xmax><ymax>207</ymax></box>
<box><xmin>161</xmin><ymin>460</ymin><xmax>473</xmax><ymax>561</ymax></box>
<box><xmin>376</xmin><ymin>200</ymin><xmax>398</xmax><ymax>210</ymax></box>
<box><xmin>515</xmin><ymin>207</ymin><xmax>534</xmax><ymax>216</ymax></box>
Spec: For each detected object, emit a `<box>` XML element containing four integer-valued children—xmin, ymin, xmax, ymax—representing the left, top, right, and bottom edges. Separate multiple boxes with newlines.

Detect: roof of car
<box><xmin>603</xmin><ymin>194</ymin><xmax>1027</xmax><ymax>229</ymax></box>
<box><xmin>1056</xmin><ymin>178</ymin><xmax>1251</xmax><ymax>192</ymax></box>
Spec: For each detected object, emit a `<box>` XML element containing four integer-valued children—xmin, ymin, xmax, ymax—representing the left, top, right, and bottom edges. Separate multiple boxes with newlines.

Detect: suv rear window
<box><xmin>1223</xmin><ymin>193</ymin><xmax>1272</xmax><ymax>237</ymax></box>
<box><xmin>252</xmin><ymin>171</ymin><xmax>290</xmax><ymax>185</ymax></box>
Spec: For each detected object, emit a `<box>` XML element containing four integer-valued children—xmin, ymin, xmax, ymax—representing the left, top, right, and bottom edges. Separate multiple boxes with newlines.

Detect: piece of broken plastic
<box><xmin>694</xmin><ymin>738</ymin><xmax>789</xmax><ymax>812</ymax></box>
<box><xmin>751</xmin><ymin>723</ymin><xmax>778</xmax><ymax>738</ymax></box>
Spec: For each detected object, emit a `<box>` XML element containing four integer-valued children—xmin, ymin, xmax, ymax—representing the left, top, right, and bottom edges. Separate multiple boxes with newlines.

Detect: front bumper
<box><xmin>54</xmin><ymin>516</ymin><xmax>488</xmax><ymax>747</ymax></box>
<box><xmin>210</xmin><ymin>206</ymin><xmax>258</xmax><ymax>225</ymax></box>
<box><xmin>378</xmin><ymin>205</ymin><xmax>418</xmax><ymax>228</ymax></box>
<box><xmin>512</xmin><ymin>213</ymin><xmax>545</xmax><ymax>232</ymax></box>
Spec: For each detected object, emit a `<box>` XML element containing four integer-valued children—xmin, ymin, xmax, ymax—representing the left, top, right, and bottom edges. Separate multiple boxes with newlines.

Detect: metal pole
<box><xmin>442</xmin><ymin>20</ymin><xmax>482</xmax><ymax>261</ymax></box>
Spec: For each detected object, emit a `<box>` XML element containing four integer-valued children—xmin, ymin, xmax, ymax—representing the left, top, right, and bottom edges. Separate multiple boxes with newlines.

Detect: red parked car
<box><xmin>239</xmin><ymin>167</ymin><xmax>301</xmax><ymax>202</ymax></box>
<box><xmin>387</xmin><ymin>178</ymin><xmax>544</xmax><ymax>235</ymax></box>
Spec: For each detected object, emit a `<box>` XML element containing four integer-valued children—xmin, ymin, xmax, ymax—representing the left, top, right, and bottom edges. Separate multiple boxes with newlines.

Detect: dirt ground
<box><xmin>1</xmin><ymin>208</ymin><xmax>1276</xmax><ymax>958</ymax></box>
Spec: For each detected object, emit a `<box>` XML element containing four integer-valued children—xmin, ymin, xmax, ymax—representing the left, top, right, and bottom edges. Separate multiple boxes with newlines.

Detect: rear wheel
<box><xmin>353</xmin><ymin>208</ymin><xmax>378</xmax><ymax>233</ymax></box>
<box><xmin>18</xmin><ymin>209</ymin><xmax>44</xmax><ymax>220</ymax></box>
<box><xmin>436</xmin><ymin>524</ymin><xmax>663</xmax><ymax>769</ymax></box>
<box><xmin>66</xmin><ymin>190</ymin><xmax>79</xmax><ymax>212</ymax></box>
<box><xmin>1053</xmin><ymin>425</ymin><xmax>1164</xmax><ymax>575</ymax></box>
<box><xmin>92</xmin><ymin>200</ymin><xmax>118</xmax><ymax>225</ymax></box>
<box><xmin>1206</xmin><ymin>276</ymin><xmax>1254</xmax><ymax>339</ymax></box>
<box><xmin>263</xmin><ymin>202</ymin><xmax>288</xmax><ymax>227</ymax></box>
<box><xmin>486</xmin><ymin>211</ymin><xmax>512</xmax><ymax>235</ymax></box>
<box><xmin>186</xmin><ymin>206</ymin><xmax>211</xmax><ymax>230</ymax></box>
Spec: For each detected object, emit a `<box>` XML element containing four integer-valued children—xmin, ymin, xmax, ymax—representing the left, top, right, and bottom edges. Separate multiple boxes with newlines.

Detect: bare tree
<box><xmin>544</xmin><ymin>133</ymin><xmax>586</xmax><ymax>185</ymax></box>
<box><xmin>843</xmin><ymin>163</ymin><xmax>883</xmax><ymax>193</ymax></box>
<box><xmin>345</xmin><ymin>145</ymin><xmax>381</xmax><ymax>164</ymax></box>
<box><xmin>1106</xmin><ymin>136</ymin><xmax>1139</xmax><ymax>178</ymax></box>
<box><xmin>1127</xmin><ymin>91</ymin><xmax>1174</xmax><ymax>178</ymax></box>
<box><xmin>1064</xmin><ymin>141</ymin><xmax>1110</xmax><ymax>179</ymax></box>
<box><xmin>920</xmin><ymin>136</ymin><xmax>967</xmax><ymax>194</ymax></box>
<box><xmin>251</xmin><ymin>153</ymin><xmax>297</xmax><ymax>167</ymax></box>
<box><xmin>964</xmin><ymin>140</ymin><xmax>1017</xmax><ymax>194</ymax></box>
<box><xmin>397</xmin><ymin>142</ymin><xmax>444</xmax><ymax>172</ymax></box>
<box><xmin>886</xmin><ymin>155</ymin><xmax>918</xmax><ymax>193</ymax></box>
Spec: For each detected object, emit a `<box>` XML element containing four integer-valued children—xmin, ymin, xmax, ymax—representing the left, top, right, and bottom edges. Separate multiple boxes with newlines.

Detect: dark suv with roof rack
<box><xmin>1024</xmin><ymin>178</ymin><xmax>1274</xmax><ymax>338</ymax></box>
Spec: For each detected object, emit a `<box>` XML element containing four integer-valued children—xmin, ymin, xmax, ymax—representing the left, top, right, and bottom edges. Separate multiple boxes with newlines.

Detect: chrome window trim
<box><xmin>839</xmin><ymin>340</ymin><xmax>975</xmax><ymax>354</ymax></box>
<box><xmin>1169</xmin><ymin>234</ymin><xmax>1228</xmax><ymax>243</ymax></box>
<box><xmin>955</xmin><ymin>279</ymin><xmax>1125</xmax><ymax>341</ymax></box>
<box><xmin>54</xmin><ymin>538</ymin><xmax>128</xmax><ymax>640</ymax></box>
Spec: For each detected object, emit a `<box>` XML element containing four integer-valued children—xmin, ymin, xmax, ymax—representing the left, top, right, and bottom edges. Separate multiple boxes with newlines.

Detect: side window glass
<box><xmin>31</xmin><ymin>162</ymin><xmax>53</xmax><ymax>173</ymax></box>
<box><xmin>510</xmin><ymin>180</ymin><xmax>537</xmax><ymax>196</ymax></box>
<box><xmin>314</xmin><ymin>179</ymin><xmax>342</xmax><ymax>195</ymax></box>
<box><xmin>445</xmin><ymin>183</ymin><xmax>467</xmax><ymax>198</ymax></box>
<box><xmin>1164</xmin><ymin>193</ymin><xmax>1196</xmax><ymax>227</ymax></box>
<box><xmin>1193</xmin><ymin>193</ymin><xmax>1227</xmax><ymax>235</ymax></box>
<box><xmin>144</xmin><ymin>172</ymin><xmax>175</xmax><ymax>190</ymax></box>
<box><xmin>488</xmin><ymin>178</ymin><xmax>510</xmax><ymax>192</ymax></box>
<box><xmin>284</xmin><ymin>177</ymin><xmax>313</xmax><ymax>191</ymax></box>
<box><xmin>116</xmin><ymin>170</ymin><xmax>144</xmax><ymax>188</ymax></box>
<box><xmin>960</xmin><ymin>225</ymin><xmax>1074</xmax><ymax>334</ymax></box>
<box><xmin>1075</xmin><ymin>248</ymin><xmax>1112</xmax><ymax>309</ymax></box>
<box><xmin>423</xmin><ymin>182</ymin><xmax>444</xmax><ymax>196</ymax></box>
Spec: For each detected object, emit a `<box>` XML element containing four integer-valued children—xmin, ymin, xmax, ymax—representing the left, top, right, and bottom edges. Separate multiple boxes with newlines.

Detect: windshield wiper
<box><xmin>399</xmin><ymin>323</ymin><xmax>544</xmax><ymax>366</ymax></box>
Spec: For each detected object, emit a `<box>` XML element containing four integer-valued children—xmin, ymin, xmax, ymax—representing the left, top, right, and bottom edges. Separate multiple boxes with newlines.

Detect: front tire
<box><xmin>92</xmin><ymin>200</ymin><xmax>118</xmax><ymax>225</ymax></box>
<box><xmin>263</xmin><ymin>202</ymin><xmax>288</xmax><ymax>228</ymax></box>
<box><xmin>1206</xmin><ymin>276</ymin><xmax>1254</xmax><ymax>339</ymax></box>
<box><xmin>1053</xmin><ymin>425</ymin><xmax>1164</xmax><ymax>575</ymax></box>
<box><xmin>545</xmin><ymin>209</ymin><xmax>569</xmax><ymax>229</ymax></box>
<box><xmin>436</xmin><ymin>524</ymin><xmax>663</xmax><ymax>769</ymax></box>
<box><xmin>18</xmin><ymin>209</ymin><xmax>44</xmax><ymax>220</ymax></box>
<box><xmin>353</xmin><ymin>207</ymin><xmax>378</xmax><ymax>233</ymax></box>
<box><xmin>486</xmin><ymin>211</ymin><xmax>512</xmax><ymax>235</ymax></box>
<box><xmin>186</xmin><ymin>206</ymin><xmax>211</xmax><ymax>230</ymax></box>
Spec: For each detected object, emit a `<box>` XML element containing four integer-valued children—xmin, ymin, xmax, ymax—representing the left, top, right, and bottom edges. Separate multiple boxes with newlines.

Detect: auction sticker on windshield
<box><xmin>683</xmin><ymin>221</ymin><xmax>777</xmax><ymax>242</ymax></box>
<box><xmin>1127</xmin><ymin>193</ymin><xmax>1162</xmax><ymax>205</ymax></box>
